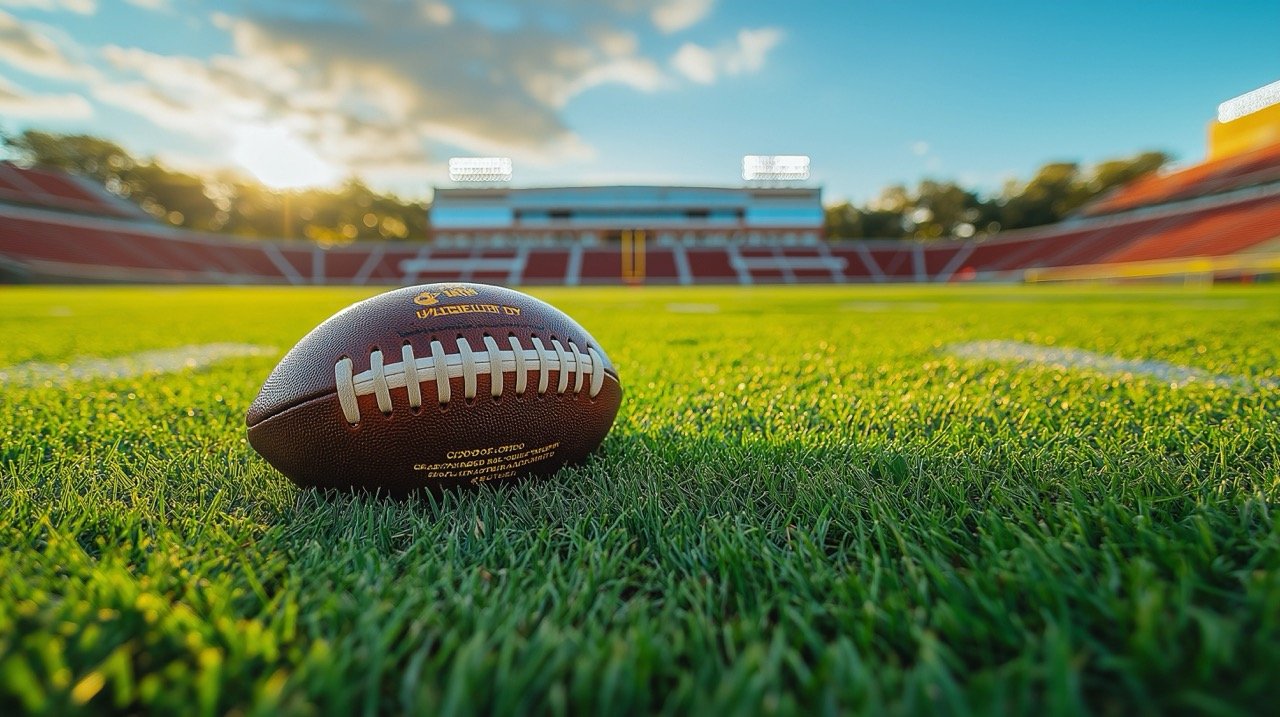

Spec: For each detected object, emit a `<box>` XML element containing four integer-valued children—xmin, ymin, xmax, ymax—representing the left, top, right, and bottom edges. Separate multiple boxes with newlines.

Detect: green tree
<box><xmin>1090</xmin><ymin>151</ymin><xmax>1170</xmax><ymax>195</ymax></box>
<box><xmin>909</xmin><ymin>180</ymin><xmax>997</xmax><ymax>239</ymax></box>
<box><xmin>823</xmin><ymin>202</ymin><xmax>861</xmax><ymax>239</ymax></box>
<box><xmin>1000</xmin><ymin>162</ymin><xmax>1081</xmax><ymax>229</ymax></box>
<box><xmin>2</xmin><ymin>129</ymin><xmax>430</xmax><ymax>242</ymax></box>
<box><xmin>4</xmin><ymin>129</ymin><xmax>223</xmax><ymax>229</ymax></box>
<box><xmin>823</xmin><ymin>150</ymin><xmax>1173</xmax><ymax>239</ymax></box>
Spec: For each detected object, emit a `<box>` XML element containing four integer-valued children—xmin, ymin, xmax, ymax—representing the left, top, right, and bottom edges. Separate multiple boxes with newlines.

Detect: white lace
<box><xmin>334</xmin><ymin>336</ymin><xmax>607</xmax><ymax>424</ymax></box>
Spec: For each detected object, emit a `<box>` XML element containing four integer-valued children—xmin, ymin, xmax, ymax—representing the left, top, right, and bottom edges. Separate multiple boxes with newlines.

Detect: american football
<box><xmin>246</xmin><ymin>283</ymin><xmax>621</xmax><ymax>492</ymax></box>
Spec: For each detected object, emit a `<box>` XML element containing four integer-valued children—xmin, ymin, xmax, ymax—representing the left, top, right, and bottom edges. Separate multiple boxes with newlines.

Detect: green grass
<box><xmin>2</xmin><ymin>284</ymin><xmax>1278</xmax><ymax>716</ymax></box>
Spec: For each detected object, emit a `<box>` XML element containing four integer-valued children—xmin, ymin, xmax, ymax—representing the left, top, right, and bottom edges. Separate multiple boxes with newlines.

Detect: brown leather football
<box><xmin>246</xmin><ymin>283</ymin><xmax>621</xmax><ymax>493</ymax></box>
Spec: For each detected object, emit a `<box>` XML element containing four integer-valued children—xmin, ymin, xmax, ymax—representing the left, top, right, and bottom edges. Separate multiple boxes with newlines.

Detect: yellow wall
<box><xmin>1208</xmin><ymin>102</ymin><xmax>1280</xmax><ymax>161</ymax></box>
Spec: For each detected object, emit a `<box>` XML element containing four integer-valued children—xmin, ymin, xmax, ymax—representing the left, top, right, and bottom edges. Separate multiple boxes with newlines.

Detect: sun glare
<box><xmin>230</xmin><ymin>125</ymin><xmax>339</xmax><ymax>190</ymax></box>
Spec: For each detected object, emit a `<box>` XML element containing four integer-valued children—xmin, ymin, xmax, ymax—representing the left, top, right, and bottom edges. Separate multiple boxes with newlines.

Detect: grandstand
<box><xmin>430</xmin><ymin>185</ymin><xmax>824</xmax><ymax>246</ymax></box>
<box><xmin>2</xmin><ymin>103</ymin><xmax>1278</xmax><ymax>285</ymax></box>
<box><xmin>0</xmin><ymin>163</ymin><xmax>146</xmax><ymax>220</ymax></box>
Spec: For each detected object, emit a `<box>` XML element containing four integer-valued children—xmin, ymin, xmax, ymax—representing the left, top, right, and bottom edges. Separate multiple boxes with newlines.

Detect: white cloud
<box><xmin>723</xmin><ymin>27</ymin><xmax>781</xmax><ymax>74</ymax></box>
<box><xmin>652</xmin><ymin>0</ymin><xmax>714</xmax><ymax>33</ymax></box>
<box><xmin>671</xmin><ymin>43</ymin><xmax>716</xmax><ymax>84</ymax></box>
<box><xmin>221</xmin><ymin>9</ymin><xmax>592</xmax><ymax>151</ymax></box>
<box><xmin>131</xmin><ymin>4</ymin><xmax>691</xmax><ymax>169</ymax></box>
<box><xmin>2</xmin><ymin>0</ymin><xmax>775</xmax><ymax>188</ymax></box>
<box><xmin>0</xmin><ymin>0</ymin><xmax>95</xmax><ymax>14</ymax></box>
<box><xmin>90</xmin><ymin>81</ymin><xmax>218</xmax><ymax>137</ymax></box>
<box><xmin>592</xmin><ymin>28</ymin><xmax>638</xmax><ymax>58</ymax></box>
<box><xmin>419</xmin><ymin>1</ymin><xmax>452</xmax><ymax>26</ymax></box>
<box><xmin>552</xmin><ymin>56</ymin><xmax>667</xmax><ymax>104</ymax></box>
<box><xmin>911</xmin><ymin>141</ymin><xmax>930</xmax><ymax>156</ymax></box>
<box><xmin>0</xmin><ymin>76</ymin><xmax>91</xmax><ymax>117</ymax></box>
<box><xmin>670</xmin><ymin>27</ymin><xmax>782</xmax><ymax>85</ymax></box>
<box><xmin>0</xmin><ymin>10</ymin><xmax>95</xmax><ymax>79</ymax></box>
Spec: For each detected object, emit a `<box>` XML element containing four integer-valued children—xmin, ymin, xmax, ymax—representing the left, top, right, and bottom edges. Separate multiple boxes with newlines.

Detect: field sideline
<box><xmin>2</xmin><ymin>284</ymin><xmax>1278</xmax><ymax>715</ymax></box>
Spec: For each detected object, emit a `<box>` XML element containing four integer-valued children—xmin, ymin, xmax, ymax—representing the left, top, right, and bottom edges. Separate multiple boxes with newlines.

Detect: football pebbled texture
<box><xmin>247</xmin><ymin>283</ymin><xmax>621</xmax><ymax>493</ymax></box>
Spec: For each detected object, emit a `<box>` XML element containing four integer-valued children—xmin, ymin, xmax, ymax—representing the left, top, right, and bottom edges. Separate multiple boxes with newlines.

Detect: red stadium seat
<box><xmin>824</xmin><ymin>246</ymin><xmax>878</xmax><ymax>279</ymax></box>
<box><xmin>521</xmin><ymin>249</ymin><xmax>571</xmax><ymax>283</ymax></box>
<box><xmin>1102</xmin><ymin>200</ymin><xmax>1280</xmax><ymax>263</ymax></box>
<box><xmin>684</xmin><ymin>248</ymin><xmax>738</xmax><ymax>281</ymax></box>
<box><xmin>0</xmin><ymin>163</ymin><xmax>144</xmax><ymax>219</ymax></box>
<box><xmin>1084</xmin><ymin>142</ymin><xmax>1280</xmax><ymax>217</ymax></box>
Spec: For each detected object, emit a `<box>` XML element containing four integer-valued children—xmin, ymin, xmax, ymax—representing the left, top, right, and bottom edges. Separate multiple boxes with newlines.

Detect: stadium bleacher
<box><xmin>639</xmin><ymin>247</ymin><xmax>680</xmax><ymax>283</ymax></box>
<box><xmin>824</xmin><ymin>246</ymin><xmax>879</xmax><ymax>280</ymax></box>
<box><xmin>2</xmin><ymin>144</ymin><xmax>1279</xmax><ymax>285</ymax></box>
<box><xmin>683</xmin><ymin>248</ymin><xmax>739</xmax><ymax>283</ymax></box>
<box><xmin>867</xmin><ymin>246</ymin><xmax>915</xmax><ymax>279</ymax></box>
<box><xmin>520</xmin><ymin>248</ymin><xmax>572</xmax><ymax>284</ymax></box>
<box><xmin>1025</xmin><ymin>221</ymin><xmax>1163</xmax><ymax>269</ymax></box>
<box><xmin>1083</xmin><ymin>143</ymin><xmax>1280</xmax><ymax>217</ymax></box>
<box><xmin>1101</xmin><ymin>198</ymin><xmax>1280</xmax><ymax>264</ymax></box>
<box><xmin>0</xmin><ymin>163</ymin><xmax>145</xmax><ymax>220</ymax></box>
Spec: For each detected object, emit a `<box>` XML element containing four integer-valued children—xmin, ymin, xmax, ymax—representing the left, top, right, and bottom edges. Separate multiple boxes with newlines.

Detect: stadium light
<box><xmin>448</xmin><ymin>157</ymin><xmax>513</xmax><ymax>182</ymax></box>
<box><xmin>1218</xmin><ymin>79</ymin><xmax>1280</xmax><ymax>123</ymax></box>
<box><xmin>742</xmin><ymin>155</ymin><xmax>810</xmax><ymax>181</ymax></box>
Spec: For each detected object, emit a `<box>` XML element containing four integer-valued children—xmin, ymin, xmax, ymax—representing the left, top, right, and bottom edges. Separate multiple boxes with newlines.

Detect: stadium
<box><xmin>3</xmin><ymin>3</ymin><xmax>1280</xmax><ymax>715</ymax></box>
<box><xmin>3</xmin><ymin>99</ymin><xmax>1280</xmax><ymax>286</ymax></box>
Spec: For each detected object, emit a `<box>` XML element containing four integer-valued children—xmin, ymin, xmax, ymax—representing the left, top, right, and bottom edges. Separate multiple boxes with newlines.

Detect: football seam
<box><xmin>335</xmin><ymin>335</ymin><xmax>607</xmax><ymax>424</ymax></box>
<box><xmin>248</xmin><ymin>371</ymin><xmax>622</xmax><ymax>433</ymax></box>
<box><xmin>245</xmin><ymin>360</ymin><xmax>620</xmax><ymax>429</ymax></box>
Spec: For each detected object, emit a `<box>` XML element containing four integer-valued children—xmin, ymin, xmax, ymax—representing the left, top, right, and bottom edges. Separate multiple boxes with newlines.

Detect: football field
<box><xmin>2</xmin><ymin>284</ymin><xmax>1278</xmax><ymax>715</ymax></box>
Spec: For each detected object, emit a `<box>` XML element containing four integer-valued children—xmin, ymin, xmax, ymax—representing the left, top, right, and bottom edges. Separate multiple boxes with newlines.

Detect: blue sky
<box><xmin>0</xmin><ymin>0</ymin><xmax>1276</xmax><ymax>202</ymax></box>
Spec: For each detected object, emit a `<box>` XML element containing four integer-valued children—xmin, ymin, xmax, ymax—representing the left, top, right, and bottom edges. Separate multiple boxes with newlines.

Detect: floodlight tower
<box><xmin>448</xmin><ymin>157</ymin><xmax>513</xmax><ymax>184</ymax></box>
<box><xmin>1210</xmin><ymin>80</ymin><xmax>1280</xmax><ymax>161</ymax></box>
<box><xmin>738</xmin><ymin>155</ymin><xmax>819</xmax><ymax>245</ymax></box>
<box><xmin>434</xmin><ymin>157</ymin><xmax>513</xmax><ymax>245</ymax></box>
<box><xmin>741</xmin><ymin>155</ymin><xmax>811</xmax><ymax>185</ymax></box>
<box><xmin>1217</xmin><ymin>79</ymin><xmax>1280</xmax><ymax>123</ymax></box>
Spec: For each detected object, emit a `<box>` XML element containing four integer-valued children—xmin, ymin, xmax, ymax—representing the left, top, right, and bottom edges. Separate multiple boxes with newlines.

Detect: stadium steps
<box><xmin>825</xmin><ymin>245</ymin><xmax>885</xmax><ymax>281</ymax></box>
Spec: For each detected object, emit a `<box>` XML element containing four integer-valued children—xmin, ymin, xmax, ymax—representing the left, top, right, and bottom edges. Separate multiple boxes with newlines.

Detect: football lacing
<box><xmin>334</xmin><ymin>335</ymin><xmax>605</xmax><ymax>424</ymax></box>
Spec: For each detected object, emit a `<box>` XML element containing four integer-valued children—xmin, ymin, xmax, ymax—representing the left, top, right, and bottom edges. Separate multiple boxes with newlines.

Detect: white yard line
<box><xmin>0</xmin><ymin>343</ymin><xmax>276</xmax><ymax>387</ymax></box>
<box><xmin>947</xmin><ymin>340</ymin><xmax>1276</xmax><ymax>390</ymax></box>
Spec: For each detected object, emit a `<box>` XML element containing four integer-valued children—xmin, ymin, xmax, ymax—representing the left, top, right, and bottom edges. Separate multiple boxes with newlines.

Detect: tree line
<box><xmin>3</xmin><ymin>129</ymin><xmax>1169</xmax><ymax>242</ymax></box>
<box><xmin>824</xmin><ymin>151</ymin><xmax>1170</xmax><ymax>240</ymax></box>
